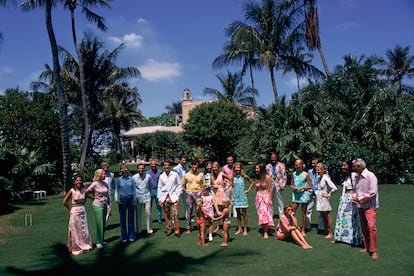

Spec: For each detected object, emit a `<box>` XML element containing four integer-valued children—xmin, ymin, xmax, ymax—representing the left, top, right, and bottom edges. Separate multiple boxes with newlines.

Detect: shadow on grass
<box><xmin>5</xmin><ymin>240</ymin><xmax>256</xmax><ymax>275</ymax></box>
<box><xmin>0</xmin><ymin>205</ymin><xmax>21</xmax><ymax>215</ymax></box>
<box><xmin>104</xmin><ymin>223</ymin><xmax>120</xmax><ymax>231</ymax></box>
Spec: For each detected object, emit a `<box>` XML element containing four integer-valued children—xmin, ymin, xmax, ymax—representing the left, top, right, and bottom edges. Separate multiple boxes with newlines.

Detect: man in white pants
<box><xmin>132</xmin><ymin>164</ymin><xmax>154</xmax><ymax>236</ymax></box>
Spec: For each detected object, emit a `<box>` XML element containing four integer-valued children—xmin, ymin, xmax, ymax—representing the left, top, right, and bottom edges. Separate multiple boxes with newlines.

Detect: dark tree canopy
<box><xmin>183</xmin><ymin>101</ymin><xmax>250</xmax><ymax>163</ymax></box>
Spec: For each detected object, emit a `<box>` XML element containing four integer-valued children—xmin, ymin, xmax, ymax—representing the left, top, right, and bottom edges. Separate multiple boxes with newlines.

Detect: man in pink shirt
<box><xmin>222</xmin><ymin>154</ymin><xmax>234</xmax><ymax>178</ymax></box>
<box><xmin>222</xmin><ymin>155</ymin><xmax>235</xmax><ymax>217</ymax></box>
<box><xmin>352</xmin><ymin>158</ymin><xmax>379</xmax><ymax>260</ymax></box>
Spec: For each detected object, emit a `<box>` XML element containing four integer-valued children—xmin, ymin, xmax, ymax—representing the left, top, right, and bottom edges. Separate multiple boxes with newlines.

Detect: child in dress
<box><xmin>201</xmin><ymin>186</ymin><xmax>220</xmax><ymax>242</ymax></box>
<box><xmin>63</xmin><ymin>175</ymin><xmax>93</xmax><ymax>255</ymax></box>
<box><xmin>195</xmin><ymin>197</ymin><xmax>216</xmax><ymax>246</ymax></box>
<box><xmin>233</xmin><ymin>162</ymin><xmax>254</xmax><ymax>236</ymax></box>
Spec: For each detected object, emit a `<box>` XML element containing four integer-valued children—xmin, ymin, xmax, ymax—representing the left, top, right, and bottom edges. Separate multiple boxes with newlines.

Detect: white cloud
<box><xmin>109</xmin><ymin>32</ymin><xmax>143</xmax><ymax>48</ymax></box>
<box><xmin>285</xmin><ymin>76</ymin><xmax>308</xmax><ymax>89</ymax></box>
<box><xmin>0</xmin><ymin>66</ymin><xmax>13</xmax><ymax>76</ymax></box>
<box><xmin>139</xmin><ymin>59</ymin><xmax>182</xmax><ymax>81</ymax></box>
<box><xmin>137</xmin><ymin>18</ymin><xmax>148</xmax><ymax>24</ymax></box>
<box><xmin>335</xmin><ymin>21</ymin><xmax>358</xmax><ymax>31</ymax></box>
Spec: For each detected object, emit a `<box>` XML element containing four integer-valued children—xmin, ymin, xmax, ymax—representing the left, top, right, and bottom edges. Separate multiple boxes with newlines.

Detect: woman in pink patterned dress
<box><xmin>63</xmin><ymin>175</ymin><xmax>93</xmax><ymax>255</ymax></box>
<box><xmin>254</xmin><ymin>163</ymin><xmax>274</xmax><ymax>239</ymax></box>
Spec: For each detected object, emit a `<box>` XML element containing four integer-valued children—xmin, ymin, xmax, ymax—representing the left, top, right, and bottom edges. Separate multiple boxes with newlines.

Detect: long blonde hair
<box><xmin>93</xmin><ymin>169</ymin><xmax>104</xmax><ymax>182</ymax></box>
<box><xmin>195</xmin><ymin>197</ymin><xmax>203</xmax><ymax>217</ymax></box>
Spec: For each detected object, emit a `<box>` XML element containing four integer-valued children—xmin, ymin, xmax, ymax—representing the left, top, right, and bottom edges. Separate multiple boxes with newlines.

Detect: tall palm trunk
<box><xmin>317</xmin><ymin>44</ymin><xmax>330</xmax><ymax>77</ymax></box>
<box><xmin>249</xmin><ymin>63</ymin><xmax>257</xmax><ymax>109</ymax></box>
<box><xmin>305</xmin><ymin>0</ymin><xmax>330</xmax><ymax>76</ymax></box>
<box><xmin>269</xmin><ymin>66</ymin><xmax>279</xmax><ymax>102</ymax></box>
<box><xmin>45</xmin><ymin>0</ymin><xmax>72</xmax><ymax>190</ymax></box>
<box><xmin>296</xmin><ymin>75</ymin><xmax>301</xmax><ymax>92</ymax></box>
<box><xmin>70</xmin><ymin>8</ymin><xmax>90</xmax><ymax>172</ymax></box>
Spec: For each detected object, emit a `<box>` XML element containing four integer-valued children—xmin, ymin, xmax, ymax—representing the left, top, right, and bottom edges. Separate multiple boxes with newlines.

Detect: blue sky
<box><xmin>0</xmin><ymin>0</ymin><xmax>413</xmax><ymax>118</ymax></box>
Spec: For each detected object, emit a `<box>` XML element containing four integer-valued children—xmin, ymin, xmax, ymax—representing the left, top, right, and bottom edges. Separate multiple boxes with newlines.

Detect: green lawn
<box><xmin>0</xmin><ymin>184</ymin><xmax>413</xmax><ymax>275</ymax></box>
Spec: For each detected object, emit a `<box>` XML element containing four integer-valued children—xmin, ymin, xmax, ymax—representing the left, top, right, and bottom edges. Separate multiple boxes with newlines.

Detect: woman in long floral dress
<box><xmin>63</xmin><ymin>175</ymin><xmax>93</xmax><ymax>255</ymax></box>
<box><xmin>332</xmin><ymin>159</ymin><xmax>363</xmax><ymax>246</ymax></box>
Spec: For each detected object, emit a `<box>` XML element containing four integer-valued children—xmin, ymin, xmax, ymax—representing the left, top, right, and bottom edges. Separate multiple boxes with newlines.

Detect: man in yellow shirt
<box><xmin>182</xmin><ymin>160</ymin><xmax>206</xmax><ymax>234</ymax></box>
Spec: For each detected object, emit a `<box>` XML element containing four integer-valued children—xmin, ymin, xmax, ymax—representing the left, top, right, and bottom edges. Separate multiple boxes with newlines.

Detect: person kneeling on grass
<box><xmin>275</xmin><ymin>205</ymin><xmax>313</xmax><ymax>250</ymax></box>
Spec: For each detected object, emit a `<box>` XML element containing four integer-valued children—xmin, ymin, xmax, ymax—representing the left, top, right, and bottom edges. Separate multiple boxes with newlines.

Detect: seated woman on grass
<box><xmin>275</xmin><ymin>205</ymin><xmax>313</xmax><ymax>250</ymax></box>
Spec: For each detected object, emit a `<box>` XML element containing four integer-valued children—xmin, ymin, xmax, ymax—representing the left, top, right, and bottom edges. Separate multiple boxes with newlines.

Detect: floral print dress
<box><xmin>67</xmin><ymin>188</ymin><xmax>93</xmax><ymax>254</ymax></box>
<box><xmin>333</xmin><ymin>175</ymin><xmax>363</xmax><ymax>246</ymax></box>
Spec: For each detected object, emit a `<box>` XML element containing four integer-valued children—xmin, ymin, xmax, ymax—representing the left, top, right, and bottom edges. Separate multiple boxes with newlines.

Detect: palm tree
<box><xmin>203</xmin><ymin>70</ymin><xmax>257</xmax><ymax>107</ymax></box>
<box><xmin>164</xmin><ymin>101</ymin><xmax>182</xmax><ymax>116</ymax></box>
<box><xmin>382</xmin><ymin>44</ymin><xmax>414</xmax><ymax>94</ymax></box>
<box><xmin>20</xmin><ymin>0</ymin><xmax>72</xmax><ymax>190</ymax></box>
<box><xmin>279</xmin><ymin>45</ymin><xmax>324</xmax><ymax>91</ymax></box>
<box><xmin>226</xmin><ymin>0</ymin><xmax>306</xmax><ymax>101</ymax></box>
<box><xmin>64</xmin><ymin>0</ymin><xmax>110</xmax><ymax>172</ymax></box>
<box><xmin>59</xmin><ymin>34</ymin><xmax>141</xmax><ymax>157</ymax></box>
<box><xmin>10</xmin><ymin>148</ymin><xmax>55</xmax><ymax>191</ymax></box>
<box><xmin>213</xmin><ymin>26</ymin><xmax>261</xmax><ymax>109</ymax></box>
<box><xmin>302</xmin><ymin>0</ymin><xmax>330</xmax><ymax>76</ymax></box>
<box><xmin>100</xmin><ymin>83</ymin><xmax>143</xmax><ymax>157</ymax></box>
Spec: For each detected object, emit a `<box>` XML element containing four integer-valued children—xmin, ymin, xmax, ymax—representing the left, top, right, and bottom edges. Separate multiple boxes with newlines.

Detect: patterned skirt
<box><xmin>255</xmin><ymin>193</ymin><xmax>274</xmax><ymax>226</ymax></box>
<box><xmin>333</xmin><ymin>194</ymin><xmax>363</xmax><ymax>246</ymax></box>
<box><xmin>67</xmin><ymin>205</ymin><xmax>93</xmax><ymax>253</ymax></box>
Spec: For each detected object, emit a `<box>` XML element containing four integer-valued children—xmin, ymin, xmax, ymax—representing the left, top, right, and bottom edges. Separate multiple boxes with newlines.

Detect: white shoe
<box><xmin>208</xmin><ymin>235</ymin><xmax>213</xmax><ymax>242</ymax></box>
<box><xmin>72</xmin><ymin>250</ymin><xmax>82</xmax><ymax>256</ymax></box>
<box><xmin>96</xmin><ymin>243</ymin><xmax>104</xmax><ymax>249</ymax></box>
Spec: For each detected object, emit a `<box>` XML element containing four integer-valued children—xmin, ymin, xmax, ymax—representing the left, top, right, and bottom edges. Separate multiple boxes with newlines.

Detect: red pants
<box><xmin>359</xmin><ymin>208</ymin><xmax>377</xmax><ymax>253</ymax></box>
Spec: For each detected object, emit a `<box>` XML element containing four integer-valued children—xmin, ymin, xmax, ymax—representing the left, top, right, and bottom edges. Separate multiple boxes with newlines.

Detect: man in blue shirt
<box><xmin>147</xmin><ymin>159</ymin><xmax>163</xmax><ymax>223</ymax></box>
<box><xmin>173</xmin><ymin>156</ymin><xmax>188</xmax><ymax>212</ymax></box>
<box><xmin>173</xmin><ymin>156</ymin><xmax>188</xmax><ymax>180</ymax></box>
<box><xmin>115</xmin><ymin>165</ymin><xmax>137</xmax><ymax>242</ymax></box>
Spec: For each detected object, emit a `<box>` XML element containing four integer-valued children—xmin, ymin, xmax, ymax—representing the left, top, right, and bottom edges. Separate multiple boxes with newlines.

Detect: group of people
<box><xmin>63</xmin><ymin>161</ymin><xmax>162</xmax><ymax>254</ymax></box>
<box><xmin>63</xmin><ymin>154</ymin><xmax>379</xmax><ymax>260</ymax></box>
